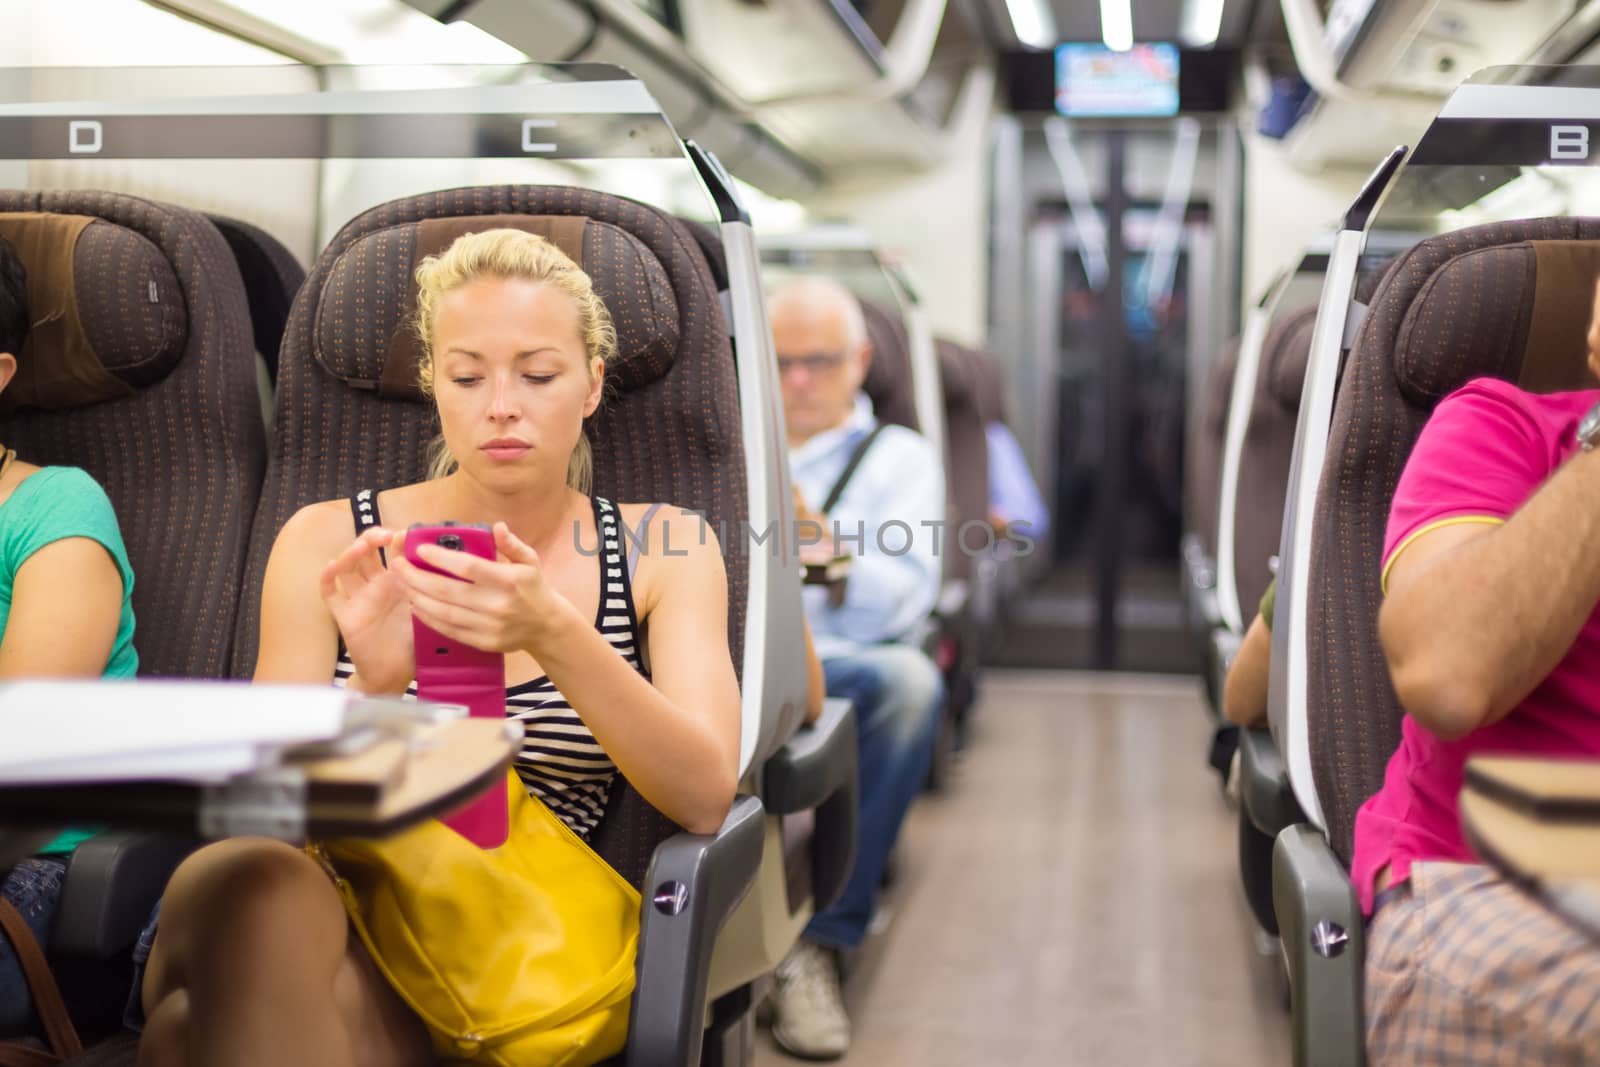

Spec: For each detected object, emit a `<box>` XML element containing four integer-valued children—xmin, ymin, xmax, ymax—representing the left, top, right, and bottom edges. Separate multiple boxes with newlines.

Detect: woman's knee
<box><xmin>158</xmin><ymin>838</ymin><xmax>343</xmax><ymax>955</ymax></box>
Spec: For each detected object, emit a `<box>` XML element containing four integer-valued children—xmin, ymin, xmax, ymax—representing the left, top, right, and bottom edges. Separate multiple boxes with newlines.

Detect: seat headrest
<box><xmin>1395</xmin><ymin>239</ymin><xmax>1600</xmax><ymax>406</ymax></box>
<box><xmin>0</xmin><ymin>212</ymin><xmax>186</xmax><ymax>411</ymax></box>
<box><xmin>313</xmin><ymin>213</ymin><xmax>680</xmax><ymax>402</ymax></box>
<box><xmin>1202</xmin><ymin>341</ymin><xmax>1238</xmax><ymax>433</ymax></box>
<box><xmin>936</xmin><ymin>340</ymin><xmax>978</xmax><ymax>406</ymax></box>
<box><xmin>1264</xmin><ymin>305</ymin><xmax>1318</xmax><ymax>411</ymax></box>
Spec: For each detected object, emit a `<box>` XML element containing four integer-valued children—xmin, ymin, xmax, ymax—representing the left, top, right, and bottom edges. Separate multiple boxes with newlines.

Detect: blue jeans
<box><xmin>805</xmin><ymin>644</ymin><xmax>943</xmax><ymax>951</ymax></box>
<box><xmin>0</xmin><ymin>857</ymin><xmax>68</xmax><ymax>1031</ymax></box>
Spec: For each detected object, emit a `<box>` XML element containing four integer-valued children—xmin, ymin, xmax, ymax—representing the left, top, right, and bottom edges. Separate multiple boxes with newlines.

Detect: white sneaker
<box><xmin>770</xmin><ymin>941</ymin><xmax>850</xmax><ymax>1060</ymax></box>
<box><xmin>1224</xmin><ymin>747</ymin><xmax>1243</xmax><ymax>807</ymax></box>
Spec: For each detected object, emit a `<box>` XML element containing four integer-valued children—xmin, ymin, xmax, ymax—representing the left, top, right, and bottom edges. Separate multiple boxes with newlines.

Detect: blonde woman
<box><xmin>135</xmin><ymin>230</ymin><xmax>752</xmax><ymax>1066</ymax></box>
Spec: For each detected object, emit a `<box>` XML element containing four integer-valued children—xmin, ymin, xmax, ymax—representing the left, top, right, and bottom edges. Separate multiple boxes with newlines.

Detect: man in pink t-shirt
<box><xmin>1359</xmin><ymin>278</ymin><xmax>1600</xmax><ymax>1064</ymax></box>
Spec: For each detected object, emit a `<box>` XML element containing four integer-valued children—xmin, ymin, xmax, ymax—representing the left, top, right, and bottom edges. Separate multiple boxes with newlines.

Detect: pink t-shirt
<box><xmin>1351</xmin><ymin>377</ymin><xmax>1600</xmax><ymax>915</ymax></box>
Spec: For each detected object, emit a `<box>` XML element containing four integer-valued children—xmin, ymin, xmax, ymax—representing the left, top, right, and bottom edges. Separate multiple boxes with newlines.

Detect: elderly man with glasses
<box><xmin>760</xmin><ymin>274</ymin><xmax>945</xmax><ymax>1061</ymax></box>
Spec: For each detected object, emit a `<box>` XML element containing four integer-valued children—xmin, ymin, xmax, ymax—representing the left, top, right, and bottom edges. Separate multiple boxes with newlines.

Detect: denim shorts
<box><xmin>0</xmin><ymin>857</ymin><xmax>69</xmax><ymax>1031</ymax></box>
<box><xmin>122</xmin><ymin>901</ymin><xmax>159</xmax><ymax>1031</ymax></box>
<box><xmin>0</xmin><ymin>857</ymin><xmax>160</xmax><ymax>1037</ymax></box>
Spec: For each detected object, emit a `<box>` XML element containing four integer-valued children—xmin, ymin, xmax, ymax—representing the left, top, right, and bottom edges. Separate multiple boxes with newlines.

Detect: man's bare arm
<box><xmin>1380</xmin><ymin>446</ymin><xmax>1600</xmax><ymax>739</ymax></box>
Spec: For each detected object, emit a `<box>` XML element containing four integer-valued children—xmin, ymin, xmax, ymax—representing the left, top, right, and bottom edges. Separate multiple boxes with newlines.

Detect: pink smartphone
<box><xmin>404</xmin><ymin>523</ymin><xmax>508</xmax><ymax>849</ymax></box>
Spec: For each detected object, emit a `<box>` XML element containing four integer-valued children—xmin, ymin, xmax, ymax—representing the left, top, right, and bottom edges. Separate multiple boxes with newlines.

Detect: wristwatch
<box><xmin>1580</xmin><ymin>399</ymin><xmax>1600</xmax><ymax>452</ymax></box>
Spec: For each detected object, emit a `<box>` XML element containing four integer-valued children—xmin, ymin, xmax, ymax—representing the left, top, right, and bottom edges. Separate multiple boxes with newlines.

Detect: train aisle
<box><xmin>757</xmin><ymin>670</ymin><xmax>1290</xmax><ymax>1066</ymax></box>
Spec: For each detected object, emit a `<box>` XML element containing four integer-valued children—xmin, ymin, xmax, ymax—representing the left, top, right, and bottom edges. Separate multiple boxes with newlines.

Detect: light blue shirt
<box><xmin>985</xmin><ymin>422</ymin><xmax>1050</xmax><ymax>541</ymax></box>
<box><xmin>791</xmin><ymin>394</ymin><xmax>945</xmax><ymax>659</ymax></box>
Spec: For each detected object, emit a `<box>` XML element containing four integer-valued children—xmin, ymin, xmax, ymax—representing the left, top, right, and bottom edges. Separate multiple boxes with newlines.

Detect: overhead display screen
<box><xmin>1055</xmin><ymin>43</ymin><xmax>1181</xmax><ymax>117</ymax></box>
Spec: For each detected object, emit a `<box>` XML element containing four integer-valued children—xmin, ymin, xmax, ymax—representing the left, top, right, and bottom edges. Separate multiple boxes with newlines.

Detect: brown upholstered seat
<box><xmin>935</xmin><ymin>339</ymin><xmax>990</xmax><ymax>584</ymax></box>
<box><xmin>1187</xmin><ymin>337</ymin><xmax>1239</xmax><ymax>561</ymax></box>
<box><xmin>1307</xmin><ymin>221</ymin><xmax>1600</xmax><ymax>862</ymax></box>
<box><xmin>1230</xmin><ymin>307</ymin><xmax>1315</xmax><ymax>624</ymax></box>
<box><xmin>205</xmin><ymin>214</ymin><xmax>305</xmax><ymax>384</ymax></box>
<box><xmin>859</xmin><ymin>297</ymin><xmax>919</xmax><ymax>432</ymax></box>
<box><xmin>971</xmin><ymin>342</ymin><xmax>1007</xmax><ymax>429</ymax></box>
<box><xmin>229</xmin><ymin>186</ymin><xmax>747</xmax><ymax>889</ymax></box>
<box><xmin>0</xmin><ymin>192</ymin><xmax>266</xmax><ymax>679</ymax></box>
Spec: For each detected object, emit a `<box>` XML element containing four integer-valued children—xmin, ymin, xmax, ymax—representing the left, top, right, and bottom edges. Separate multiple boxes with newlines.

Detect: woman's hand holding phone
<box><xmin>319</xmin><ymin>526</ymin><xmax>416</xmax><ymax>693</ymax></box>
<box><xmin>393</xmin><ymin>522</ymin><xmax>571</xmax><ymax>656</ymax></box>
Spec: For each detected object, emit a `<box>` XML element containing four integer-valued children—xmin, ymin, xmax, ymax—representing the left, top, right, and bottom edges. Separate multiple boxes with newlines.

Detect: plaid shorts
<box><xmin>1366</xmin><ymin>861</ymin><xmax>1600</xmax><ymax>1065</ymax></box>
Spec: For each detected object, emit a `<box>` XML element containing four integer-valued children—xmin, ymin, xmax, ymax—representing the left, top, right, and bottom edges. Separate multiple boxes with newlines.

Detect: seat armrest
<box><xmin>625</xmin><ymin>794</ymin><xmax>764</xmax><ymax>1067</ymax></box>
<box><xmin>762</xmin><ymin>698</ymin><xmax>859</xmax><ymax>912</ymax></box>
<box><xmin>1207</xmin><ymin>627</ymin><xmax>1242</xmax><ymax>720</ymax></box>
<box><xmin>1273</xmin><ymin>825</ymin><xmax>1365</xmax><ymax>1067</ymax></box>
<box><xmin>1240</xmin><ymin>727</ymin><xmax>1303</xmax><ymax>838</ymax></box>
<box><xmin>54</xmin><ymin>832</ymin><xmax>195</xmax><ymax>958</ymax></box>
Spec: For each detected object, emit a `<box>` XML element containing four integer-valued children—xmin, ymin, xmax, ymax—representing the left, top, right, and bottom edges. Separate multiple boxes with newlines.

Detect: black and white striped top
<box><xmin>333</xmin><ymin>490</ymin><xmax>654</xmax><ymax>839</ymax></box>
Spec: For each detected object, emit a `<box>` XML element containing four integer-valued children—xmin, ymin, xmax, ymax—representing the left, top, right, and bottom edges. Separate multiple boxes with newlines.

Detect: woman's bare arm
<box><xmin>0</xmin><ymin>539</ymin><xmax>122</xmax><ymax>677</ymax></box>
<box><xmin>803</xmin><ymin>617</ymin><xmax>825</xmax><ymax>724</ymax></box>
<box><xmin>251</xmin><ymin>502</ymin><xmax>347</xmax><ymax>686</ymax></box>
<box><xmin>1221</xmin><ymin>612</ymin><xmax>1270</xmax><ymax>727</ymax></box>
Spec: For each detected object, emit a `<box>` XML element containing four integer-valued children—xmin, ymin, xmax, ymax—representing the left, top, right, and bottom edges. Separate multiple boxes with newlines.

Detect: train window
<box><xmin>147</xmin><ymin>0</ymin><xmax>529</xmax><ymax>64</ymax></box>
<box><xmin>0</xmin><ymin>0</ymin><xmax>294</xmax><ymax>67</ymax></box>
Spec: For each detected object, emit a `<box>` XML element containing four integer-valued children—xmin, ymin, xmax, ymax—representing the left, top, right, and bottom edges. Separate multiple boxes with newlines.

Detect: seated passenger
<box><xmin>135</xmin><ymin>230</ymin><xmax>745</xmax><ymax>1066</ymax></box>
<box><xmin>0</xmin><ymin>235</ymin><xmax>139</xmax><ymax>1033</ymax></box>
<box><xmin>1208</xmin><ymin>578</ymin><xmax>1273</xmax><ymax>796</ymax></box>
<box><xmin>985</xmin><ymin>419</ymin><xmax>1049</xmax><ymax>545</ymax></box>
<box><xmin>1360</xmin><ymin>275</ymin><xmax>1600</xmax><ymax>1063</ymax></box>
<box><xmin>765</xmin><ymin>275</ymin><xmax>944</xmax><ymax>1061</ymax></box>
<box><xmin>1222</xmin><ymin>579</ymin><xmax>1273</xmax><ymax>729</ymax></box>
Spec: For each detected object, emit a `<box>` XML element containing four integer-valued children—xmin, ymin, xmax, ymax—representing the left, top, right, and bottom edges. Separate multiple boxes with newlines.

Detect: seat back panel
<box><xmin>1307</xmin><ymin>219</ymin><xmax>1600</xmax><ymax>861</ymax></box>
<box><xmin>0</xmin><ymin>191</ymin><xmax>265</xmax><ymax>679</ymax></box>
<box><xmin>234</xmin><ymin>186</ymin><xmax>745</xmax><ymax>888</ymax></box>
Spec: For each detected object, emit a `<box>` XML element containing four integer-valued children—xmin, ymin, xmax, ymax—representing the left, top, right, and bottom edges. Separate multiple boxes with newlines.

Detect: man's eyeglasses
<box><xmin>776</xmin><ymin>352</ymin><xmax>848</xmax><ymax>376</ymax></box>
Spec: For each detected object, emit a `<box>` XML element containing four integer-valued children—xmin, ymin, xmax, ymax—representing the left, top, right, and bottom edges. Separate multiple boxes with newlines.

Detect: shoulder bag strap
<box><xmin>0</xmin><ymin>895</ymin><xmax>82</xmax><ymax>1064</ymax></box>
<box><xmin>820</xmin><ymin>425</ymin><xmax>889</xmax><ymax>517</ymax></box>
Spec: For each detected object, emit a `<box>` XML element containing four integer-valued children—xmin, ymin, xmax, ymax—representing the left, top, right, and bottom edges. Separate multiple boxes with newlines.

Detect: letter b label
<box><xmin>1551</xmin><ymin>125</ymin><xmax>1590</xmax><ymax>161</ymax></box>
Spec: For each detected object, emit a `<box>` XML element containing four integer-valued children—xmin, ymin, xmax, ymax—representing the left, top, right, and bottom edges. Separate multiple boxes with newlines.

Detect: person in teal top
<box><xmin>2</xmin><ymin>465</ymin><xmax>138</xmax><ymax>859</ymax></box>
<box><xmin>0</xmin><ymin>234</ymin><xmax>139</xmax><ymax>1031</ymax></box>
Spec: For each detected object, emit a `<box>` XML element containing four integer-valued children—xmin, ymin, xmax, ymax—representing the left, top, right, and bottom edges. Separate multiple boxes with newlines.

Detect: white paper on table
<box><xmin>0</xmin><ymin>680</ymin><xmax>357</xmax><ymax>784</ymax></box>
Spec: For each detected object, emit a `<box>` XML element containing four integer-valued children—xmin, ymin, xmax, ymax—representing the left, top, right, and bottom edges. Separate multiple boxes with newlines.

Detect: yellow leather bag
<box><xmin>311</xmin><ymin>770</ymin><xmax>641</xmax><ymax>1066</ymax></box>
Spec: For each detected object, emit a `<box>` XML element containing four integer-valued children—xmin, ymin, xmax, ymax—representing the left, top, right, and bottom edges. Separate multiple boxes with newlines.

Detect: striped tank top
<box><xmin>333</xmin><ymin>490</ymin><xmax>655</xmax><ymax>839</ymax></box>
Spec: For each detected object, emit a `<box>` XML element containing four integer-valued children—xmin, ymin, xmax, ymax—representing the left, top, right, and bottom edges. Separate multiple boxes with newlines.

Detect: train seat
<box><xmin>1274</xmin><ymin>221</ymin><xmax>1600</xmax><ymax>1066</ymax></box>
<box><xmin>1181</xmin><ymin>335</ymin><xmax>1238</xmax><ymax>696</ymax></box>
<box><xmin>228</xmin><ymin>185</ymin><xmax>851</xmax><ymax>1067</ymax></box>
<box><xmin>665</xmin><ymin>216</ymin><xmax>866</xmax><ymax>1046</ymax></box>
<box><xmin>966</xmin><ymin>342</ymin><xmax>1029</xmax><ymax>643</ymax></box>
<box><xmin>1226</xmin><ymin>304</ymin><xmax>1315</xmax><ymax>940</ymax></box>
<box><xmin>0</xmin><ymin>191</ymin><xmax>266</xmax><ymax>1038</ymax></box>
<box><xmin>205</xmin><ymin>213</ymin><xmax>305</xmax><ymax>431</ymax></box>
<box><xmin>853</xmin><ymin>296</ymin><xmax>958</xmax><ymax>785</ymax></box>
<box><xmin>934</xmin><ymin>337</ymin><xmax>989</xmax><ymax>730</ymax></box>
<box><xmin>204</xmin><ymin>213</ymin><xmax>305</xmax><ymax>390</ymax></box>
<box><xmin>858</xmin><ymin>298</ymin><xmax>919</xmax><ymax>433</ymax></box>
<box><xmin>1235</xmin><ymin>307</ymin><xmax>1316</xmax><ymax>626</ymax></box>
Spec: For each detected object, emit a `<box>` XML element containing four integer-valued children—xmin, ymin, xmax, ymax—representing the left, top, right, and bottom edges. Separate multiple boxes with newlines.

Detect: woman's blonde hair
<box><xmin>413</xmin><ymin>228</ymin><xmax>616</xmax><ymax>492</ymax></box>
